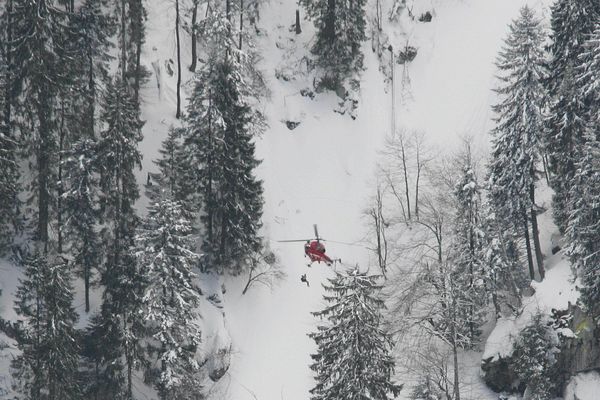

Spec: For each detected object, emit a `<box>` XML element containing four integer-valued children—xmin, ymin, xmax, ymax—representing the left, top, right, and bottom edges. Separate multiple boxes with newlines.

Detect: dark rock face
<box><xmin>481</xmin><ymin>355</ymin><xmax>521</xmax><ymax>393</ymax></box>
<box><xmin>398</xmin><ymin>46</ymin><xmax>418</xmax><ymax>64</ymax></box>
<box><xmin>419</xmin><ymin>11</ymin><xmax>433</xmax><ymax>22</ymax></box>
<box><xmin>482</xmin><ymin>304</ymin><xmax>600</xmax><ymax>395</ymax></box>
<box><xmin>285</xmin><ymin>120</ymin><xmax>301</xmax><ymax>130</ymax></box>
<box><xmin>555</xmin><ymin>305</ymin><xmax>600</xmax><ymax>393</ymax></box>
<box><xmin>208</xmin><ymin>346</ymin><xmax>231</xmax><ymax>382</ymax></box>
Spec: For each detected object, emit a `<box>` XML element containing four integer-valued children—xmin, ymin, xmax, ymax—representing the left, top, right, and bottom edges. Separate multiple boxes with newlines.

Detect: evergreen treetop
<box><xmin>310</xmin><ymin>270</ymin><xmax>402</xmax><ymax>400</ymax></box>
<box><xmin>488</xmin><ymin>6</ymin><xmax>546</xmax><ymax>230</ymax></box>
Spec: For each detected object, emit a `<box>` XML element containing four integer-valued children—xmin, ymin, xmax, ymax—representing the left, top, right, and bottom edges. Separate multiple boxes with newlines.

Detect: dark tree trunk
<box><xmin>239</xmin><ymin>0</ymin><xmax>244</xmax><ymax>52</ymax></box>
<box><xmin>37</xmin><ymin>97</ymin><xmax>51</xmax><ymax>252</ymax></box>
<box><xmin>175</xmin><ymin>0</ymin><xmax>182</xmax><ymax>118</ymax></box>
<box><xmin>134</xmin><ymin>34</ymin><xmax>142</xmax><ymax>103</ymax></box>
<box><xmin>295</xmin><ymin>9</ymin><xmax>301</xmax><ymax>34</ymax></box>
<box><xmin>207</xmin><ymin>92</ymin><xmax>213</xmax><ymax>244</ymax></box>
<box><xmin>452</xmin><ymin>326</ymin><xmax>460</xmax><ymax>400</ymax></box>
<box><xmin>125</xmin><ymin>318</ymin><xmax>133</xmax><ymax>400</ymax></box>
<box><xmin>57</xmin><ymin>101</ymin><xmax>66</xmax><ymax>254</ymax></box>
<box><xmin>87</xmin><ymin>54</ymin><xmax>96</xmax><ymax>137</ymax></box>
<box><xmin>3</xmin><ymin>0</ymin><xmax>13</xmax><ymax>131</ymax></box>
<box><xmin>226</xmin><ymin>0</ymin><xmax>231</xmax><ymax>30</ymax></box>
<box><xmin>522</xmin><ymin>209</ymin><xmax>535</xmax><ymax>281</ymax></box>
<box><xmin>189</xmin><ymin>0</ymin><xmax>199</xmax><ymax>72</ymax></box>
<box><xmin>120</xmin><ymin>0</ymin><xmax>128</xmax><ymax>81</ymax></box>
<box><xmin>530</xmin><ymin>181</ymin><xmax>544</xmax><ymax>279</ymax></box>
<box><xmin>84</xmin><ymin>261</ymin><xmax>90</xmax><ymax>312</ymax></box>
<box><xmin>133</xmin><ymin>0</ymin><xmax>144</xmax><ymax>104</ymax></box>
<box><xmin>401</xmin><ymin>137</ymin><xmax>411</xmax><ymax>221</ymax></box>
<box><xmin>325</xmin><ymin>0</ymin><xmax>336</xmax><ymax>42</ymax></box>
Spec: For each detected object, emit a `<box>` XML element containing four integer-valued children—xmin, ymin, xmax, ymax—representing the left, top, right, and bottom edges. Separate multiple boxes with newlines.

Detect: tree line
<box><xmin>0</xmin><ymin>0</ymin><xmax>268</xmax><ymax>398</ymax></box>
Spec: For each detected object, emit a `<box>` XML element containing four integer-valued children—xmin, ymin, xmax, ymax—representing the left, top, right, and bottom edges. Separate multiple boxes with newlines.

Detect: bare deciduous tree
<box><xmin>365</xmin><ymin>181</ymin><xmax>389</xmax><ymax>277</ymax></box>
<box><xmin>380</xmin><ymin>128</ymin><xmax>436</xmax><ymax>223</ymax></box>
<box><xmin>242</xmin><ymin>245</ymin><xmax>286</xmax><ymax>295</ymax></box>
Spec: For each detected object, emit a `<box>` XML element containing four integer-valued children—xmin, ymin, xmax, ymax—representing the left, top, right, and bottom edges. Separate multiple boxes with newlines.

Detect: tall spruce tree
<box><xmin>544</xmin><ymin>65</ymin><xmax>585</xmax><ymax>234</ymax></box>
<box><xmin>309</xmin><ymin>270</ymin><xmax>402</xmax><ymax>400</ymax></box>
<box><xmin>0</xmin><ymin>47</ymin><xmax>19</xmax><ymax>254</ymax></box>
<box><xmin>146</xmin><ymin>127</ymin><xmax>186</xmax><ymax>202</ymax></box>
<box><xmin>127</xmin><ymin>0</ymin><xmax>147</xmax><ymax>103</ymax></box>
<box><xmin>11</xmin><ymin>0</ymin><xmax>68</xmax><ymax>248</ymax></box>
<box><xmin>488</xmin><ymin>6</ymin><xmax>546</xmax><ymax>281</ymax></box>
<box><xmin>547</xmin><ymin>0</ymin><xmax>600</xmax><ymax>94</ymax></box>
<box><xmin>576</xmin><ymin>27</ymin><xmax>600</xmax><ymax>142</ymax></box>
<box><xmin>565</xmin><ymin>132</ymin><xmax>600</xmax><ymax>315</ymax></box>
<box><xmin>182</xmin><ymin>58</ymin><xmax>264</xmax><ymax>275</ymax></box>
<box><xmin>93</xmin><ymin>77</ymin><xmax>144</xmax><ymax>399</ymax></box>
<box><xmin>480</xmin><ymin>207</ymin><xmax>528</xmax><ymax>316</ymax></box>
<box><xmin>62</xmin><ymin>139</ymin><xmax>100</xmax><ymax>313</ymax></box>
<box><xmin>301</xmin><ymin>0</ymin><xmax>367</xmax><ymax>81</ymax></box>
<box><xmin>545</xmin><ymin>0</ymin><xmax>600</xmax><ymax>233</ymax></box>
<box><xmin>71</xmin><ymin>0</ymin><xmax>115</xmax><ymax>140</ymax></box>
<box><xmin>451</xmin><ymin>156</ymin><xmax>486</xmax><ymax>342</ymax></box>
<box><xmin>12</xmin><ymin>252</ymin><xmax>80</xmax><ymax>400</ymax></box>
<box><xmin>136</xmin><ymin>199</ymin><xmax>202</xmax><ymax>399</ymax></box>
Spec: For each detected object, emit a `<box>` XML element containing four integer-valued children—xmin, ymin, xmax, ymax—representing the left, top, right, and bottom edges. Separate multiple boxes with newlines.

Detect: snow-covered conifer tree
<box><xmin>11</xmin><ymin>0</ymin><xmax>68</xmax><ymax>247</ymax></box>
<box><xmin>545</xmin><ymin>66</ymin><xmax>586</xmax><ymax>234</ymax></box>
<box><xmin>512</xmin><ymin>313</ymin><xmax>559</xmax><ymax>400</ymax></box>
<box><xmin>300</xmin><ymin>0</ymin><xmax>367</xmax><ymax>82</ymax></box>
<box><xmin>547</xmin><ymin>0</ymin><xmax>599</xmax><ymax>94</ymax></box>
<box><xmin>0</xmin><ymin>49</ymin><xmax>19</xmax><ymax>254</ymax></box>
<box><xmin>12</xmin><ymin>252</ymin><xmax>80</xmax><ymax>400</ymax></box>
<box><xmin>565</xmin><ymin>132</ymin><xmax>600</xmax><ymax>315</ymax></box>
<box><xmin>93</xmin><ymin>77</ymin><xmax>144</xmax><ymax>398</ymax></box>
<box><xmin>450</xmin><ymin>154</ymin><xmax>486</xmax><ymax>341</ymax></box>
<box><xmin>488</xmin><ymin>6</ymin><xmax>546</xmax><ymax>280</ymax></box>
<box><xmin>136</xmin><ymin>199</ymin><xmax>202</xmax><ymax>399</ymax></box>
<box><xmin>544</xmin><ymin>0</ymin><xmax>599</xmax><ymax>233</ymax></box>
<box><xmin>71</xmin><ymin>0</ymin><xmax>115</xmax><ymax>140</ymax></box>
<box><xmin>146</xmin><ymin>127</ymin><xmax>186</xmax><ymax>203</ymax></box>
<box><xmin>127</xmin><ymin>0</ymin><xmax>147</xmax><ymax>102</ymax></box>
<box><xmin>309</xmin><ymin>270</ymin><xmax>402</xmax><ymax>400</ymax></box>
<box><xmin>181</xmin><ymin>56</ymin><xmax>263</xmax><ymax>275</ymax></box>
<box><xmin>62</xmin><ymin>139</ymin><xmax>100</xmax><ymax>313</ymax></box>
<box><xmin>479</xmin><ymin>207</ymin><xmax>528</xmax><ymax>317</ymax></box>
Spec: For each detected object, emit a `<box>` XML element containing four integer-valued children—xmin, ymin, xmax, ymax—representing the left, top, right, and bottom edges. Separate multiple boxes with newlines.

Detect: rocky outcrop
<box><xmin>208</xmin><ymin>345</ymin><xmax>231</xmax><ymax>382</ymax></box>
<box><xmin>482</xmin><ymin>304</ymin><xmax>600</xmax><ymax>395</ymax></box>
<box><xmin>481</xmin><ymin>354</ymin><xmax>521</xmax><ymax>393</ymax></box>
<box><xmin>555</xmin><ymin>305</ymin><xmax>600</xmax><ymax>392</ymax></box>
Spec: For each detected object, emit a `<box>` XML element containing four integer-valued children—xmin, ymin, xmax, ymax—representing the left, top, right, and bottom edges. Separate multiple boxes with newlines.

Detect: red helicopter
<box><xmin>279</xmin><ymin>224</ymin><xmax>340</xmax><ymax>267</ymax></box>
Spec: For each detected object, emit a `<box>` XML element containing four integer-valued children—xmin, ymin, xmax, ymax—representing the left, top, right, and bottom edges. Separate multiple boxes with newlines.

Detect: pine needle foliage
<box><xmin>309</xmin><ymin>270</ymin><xmax>402</xmax><ymax>400</ymax></box>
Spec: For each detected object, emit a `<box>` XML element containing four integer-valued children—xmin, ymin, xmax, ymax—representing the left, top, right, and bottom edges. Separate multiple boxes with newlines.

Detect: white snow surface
<box><xmin>482</xmin><ymin>255</ymin><xmax>578</xmax><ymax>362</ymax></box>
<box><xmin>564</xmin><ymin>371</ymin><xmax>600</xmax><ymax>400</ymax></box>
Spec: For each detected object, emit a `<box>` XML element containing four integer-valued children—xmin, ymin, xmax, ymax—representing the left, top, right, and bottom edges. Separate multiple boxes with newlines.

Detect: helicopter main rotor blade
<box><xmin>314</xmin><ymin>224</ymin><xmax>319</xmax><ymax>240</ymax></box>
<box><xmin>277</xmin><ymin>239</ymin><xmax>312</xmax><ymax>243</ymax></box>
